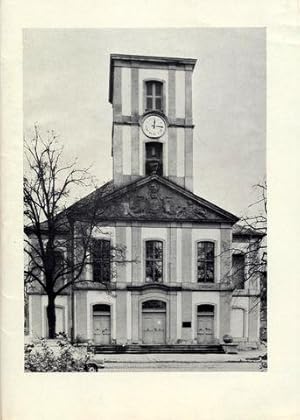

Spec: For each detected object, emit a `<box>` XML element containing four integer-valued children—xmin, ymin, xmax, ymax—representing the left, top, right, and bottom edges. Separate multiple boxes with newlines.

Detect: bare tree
<box><xmin>221</xmin><ymin>181</ymin><xmax>267</xmax><ymax>314</ymax></box>
<box><xmin>24</xmin><ymin>126</ymin><xmax>129</xmax><ymax>339</ymax></box>
<box><xmin>232</xmin><ymin>181</ymin><xmax>267</xmax><ymax>290</ymax></box>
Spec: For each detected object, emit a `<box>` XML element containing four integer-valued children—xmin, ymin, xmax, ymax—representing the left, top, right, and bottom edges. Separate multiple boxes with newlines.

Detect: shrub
<box><xmin>24</xmin><ymin>338</ymin><xmax>90</xmax><ymax>372</ymax></box>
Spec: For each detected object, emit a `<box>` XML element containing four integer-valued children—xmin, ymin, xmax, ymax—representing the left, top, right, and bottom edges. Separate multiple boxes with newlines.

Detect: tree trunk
<box><xmin>46</xmin><ymin>294</ymin><xmax>56</xmax><ymax>338</ymax></box>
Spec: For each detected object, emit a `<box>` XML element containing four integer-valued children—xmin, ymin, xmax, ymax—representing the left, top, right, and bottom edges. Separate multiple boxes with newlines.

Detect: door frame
<box><xmin>142</xmin><ymin>305</ymin><xmax>167</xmax><ymax>344</ymax></box>
<box><xmin>138</xmin><ymin>296</ymin><xmax>169</xmax><ymax>343</ymax></box>
<box><xmin>92</xmin><ymin>303</ymin><xmax>112</xmax><ymax>344</ymax></box>
<box><xmin>87</xmin><ymin>300</ymin><xmax>116</xmax><ymax>341</ymax></box>
<box><xmin>196</xmin><ymin>312</ymin><xmax>214</xmax><ymax>344</ymax></box>
<box><xmin>194</xmin><ymin>303</ymin><xmax>217</xmax><ymax>343</ymax></box>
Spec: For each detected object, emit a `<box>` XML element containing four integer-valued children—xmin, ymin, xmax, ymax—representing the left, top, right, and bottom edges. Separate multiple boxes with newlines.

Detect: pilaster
<box><xmin>116</xmin><ymin>291</ymin><xmax>127</xmax><ymax>344</ymax></box>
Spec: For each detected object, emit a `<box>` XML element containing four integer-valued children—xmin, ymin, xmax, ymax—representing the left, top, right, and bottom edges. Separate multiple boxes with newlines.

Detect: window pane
<box><xmin>197</xmin><ymin>249</ymin><xmax>206</xmax><ymax>259</ymax></box>
<box><xmin>155</xmin><ymin>98</ymin><xmax>162</xmax><ymax>110</ymax></box>
<box><xmin>146</xmin><ymin>261</ymin><xmax>153</xmax><ymax>282</ymax></box>
<box><xmin>206</xmin><ymin>248</ymin><xmax>214</xmax><ymax>260</ymax></box>
<box><xmin>146</xmin><ymin>97</ymin><xmax>152</xmax><ymax>110</ymax></box>
<box><xmin>206</xmin><ymin>262</ymin><xmax>214</xmax><ymax>281</ymax></box>
<box><xmin>103</xmin><ymin>262</ymin><xmax>110</xmax><ymax>282</ymax></box>
<box><xmin>154</xmin><ymin>262</ymin><xmax>163</xmax><ymax>281</ymax></box>
<box><xmin>146</xmin><ymin>241</ymin><xmax>154</xmax><ymax>257</ymax></box>
<box><xmin>155</xmin><ymin>83</ymin><xmax>162</xmax><ymax>95</ymax></box>
<box><xmin>197</xmin><ymin>242</ymin><xmax>204</xmax><ymax>251</ymax></box>
<box><xmin>154</xmin><ymin>242</ymin><xmax>162</xmax><ymax>258</ymax></box>
<box><xmin>146</xmin><ymin>82</ymin><xmax>153</xmax><ymax>95</ymax></box>
<box><xmin>197</xmin><ymin>258</ymin><xmax>205</xmax><ymax>281</ymax></box>
<box><xmin>198</xmin><ymin>268</ymin><xmax>205</xmax><ymax>281</ymax></box>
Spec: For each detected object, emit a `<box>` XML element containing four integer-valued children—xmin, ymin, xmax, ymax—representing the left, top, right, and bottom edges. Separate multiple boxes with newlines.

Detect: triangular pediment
<box><xmin>91</xmin><ymin>176</ymin><xmax>238</xmax><ymax>224</ymax></box>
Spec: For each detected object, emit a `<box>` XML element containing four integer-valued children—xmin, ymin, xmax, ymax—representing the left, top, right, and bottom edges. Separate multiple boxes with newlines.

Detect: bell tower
<box><xmin>109</xmin><ymin>54</ymin><xmax>197</xmax><ymax>191</ymax></box>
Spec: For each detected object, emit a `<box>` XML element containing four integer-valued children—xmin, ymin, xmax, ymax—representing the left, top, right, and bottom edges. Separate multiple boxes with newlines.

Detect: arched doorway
<box><xmin>93</xmin><ymin>304</ymin><xmax>111</xmax><ymax>345</ymax></box>
<box><xmin>142</xmin><ymin>300</ymin><xmax>166</xmax><ymax>344</ymax></box>
<box><xmin>197</xmin><ymin>304</ymin><xmax>215</xmax><ymax>344</ymax></box>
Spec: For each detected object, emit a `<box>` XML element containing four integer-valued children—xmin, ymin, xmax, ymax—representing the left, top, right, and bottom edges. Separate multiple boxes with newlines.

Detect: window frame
<box><xmin>143</xmin><ymin>79</ymin><xmax>166</xmax><ymax>113</ymax></box>
<box><xmin>92</xmin><ymin>238</ymin><xmax>111</xmax><ymax>283</ymax></box>
<box><xmin>196</xmin><ymin>241</ymin><xmax>215</xmax><ymax>283</ymax></box>
<box><xmin>145</xmin><ymin>240</ymin><xmax>164</xmax><ymax>283</ymax></box>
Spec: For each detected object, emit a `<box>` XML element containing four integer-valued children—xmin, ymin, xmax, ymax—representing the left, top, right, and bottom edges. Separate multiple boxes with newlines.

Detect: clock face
<box><xmin>142</xmin><ymin>115</ymin><xmax>166</xmax><ymax>138</ymax></box>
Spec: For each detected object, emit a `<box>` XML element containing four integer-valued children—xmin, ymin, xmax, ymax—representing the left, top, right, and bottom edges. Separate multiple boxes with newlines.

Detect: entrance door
<box><xmin>197</xmin><ymin>305</ymin><xmax>215</xmax><ymax>344</ymax></box>
<box><xmin>93</xmin><ymin>304</ymin><xmax>111</xmax><ymax>345</ymax></box>
<box><xmin>142</xmin><ymin>312</ymin><xmax>166</xmax><ymax>344</ymax></box>
<box><xmin>142</xmin><ymin>300</ymin><xmax>166</xmax><ymax>344</ymax></box>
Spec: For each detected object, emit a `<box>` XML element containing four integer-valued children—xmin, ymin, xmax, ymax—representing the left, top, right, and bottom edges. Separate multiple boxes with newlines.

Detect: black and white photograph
<box><xmin>23</xmin><ymin>28</ymin><xmax>267</xmax><ymax>373</ymax></box>
<box><xmin>2</xmin><ymin>0</ymin><xmax>300</xmax><ymax>417</ymax></box>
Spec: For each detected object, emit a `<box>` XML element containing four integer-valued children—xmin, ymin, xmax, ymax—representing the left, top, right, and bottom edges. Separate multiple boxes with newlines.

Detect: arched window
<box><xmin>197</xmin><ymin>241</ymin><xmax>215</xmax><ymax>283</ymax></box>
<box><xmin>145</xmin><ymin>240</ymin><xmax>163</xmax><ymax>283</ymax></box>
<box><xmin>92</xmin><ymin>239</ymin><xmax>111</xmax><ymax>283</ymax></box>
<box><xmin>145</xmin><ymin>142</ymin><xmax>163</xmax><ymax>176</ymax></box>
<box><xmin>145</xmin><ymin>81</ymin><xmax>163</xmax><ymax>112</ymax></box>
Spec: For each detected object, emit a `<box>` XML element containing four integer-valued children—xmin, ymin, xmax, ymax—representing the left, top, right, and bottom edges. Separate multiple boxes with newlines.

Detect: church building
<box><xmin>28</xmin><ymin>54</ymin><xmax>262</xmax><ymax>350</ymax></box>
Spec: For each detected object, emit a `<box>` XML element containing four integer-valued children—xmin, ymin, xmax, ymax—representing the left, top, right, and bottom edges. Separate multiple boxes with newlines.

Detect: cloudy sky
<box><xmin>23</xmin><ymin>28</ymin><xmax>266</xmax><ymax>217</ymax></box>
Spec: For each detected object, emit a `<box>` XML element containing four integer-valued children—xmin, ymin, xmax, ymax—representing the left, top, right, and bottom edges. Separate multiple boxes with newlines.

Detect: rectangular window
<box><xmin>145</xmin><ymin>240</ymin><xmax>163</xmax><ymax>283</ymax></box>
<box><xmin>197</xmin><ymin>242</ymin><xmax>215</xmax><ymax>283</ymax></box>
<box><xmin>145</xmin><ymin>81</ymin><xmax>163</xmax><ymax>112</ymax></box>
<box><xmin>92</xmin><ymin>239</ymin><xmax>111</xmax><ymax>282</ymax></box>
<box><xmin>232</xmin><ymin>254</ymin><xmax>245</xmax><ymax>289</ymax></box>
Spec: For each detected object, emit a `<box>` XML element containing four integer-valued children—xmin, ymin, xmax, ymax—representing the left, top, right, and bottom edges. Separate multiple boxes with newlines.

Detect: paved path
<box><xmin>99</xmin><ymin>362</ymin><xmax>263</xmax><ymax>372</ymax></box>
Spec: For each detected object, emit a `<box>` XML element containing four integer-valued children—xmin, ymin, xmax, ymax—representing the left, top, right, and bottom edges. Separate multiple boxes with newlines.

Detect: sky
<box><xmin>23</xmin><ymin>28</ymin><xmax>266</xmax><ymax>218</ymax></box>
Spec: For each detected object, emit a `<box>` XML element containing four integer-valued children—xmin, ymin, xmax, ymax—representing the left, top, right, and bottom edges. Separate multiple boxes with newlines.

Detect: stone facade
<box><xmin>28</xmin><ymin>54</ymin><xmax>262</xmax><ymax>349</ymax></box>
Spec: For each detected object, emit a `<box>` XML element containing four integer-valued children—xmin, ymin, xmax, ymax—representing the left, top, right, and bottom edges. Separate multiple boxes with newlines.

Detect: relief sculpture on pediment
<box><xmin>98</xmin><ymin>182</ymin><xmax>216</xmax><ymax>221</ymax></box>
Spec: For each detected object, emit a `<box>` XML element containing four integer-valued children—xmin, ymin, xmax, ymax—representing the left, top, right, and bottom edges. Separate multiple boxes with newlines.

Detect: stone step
<box><xmin>92</xmin><ymin>344</ymin><xmax>225</xmax><ymax>354</ymax></box>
